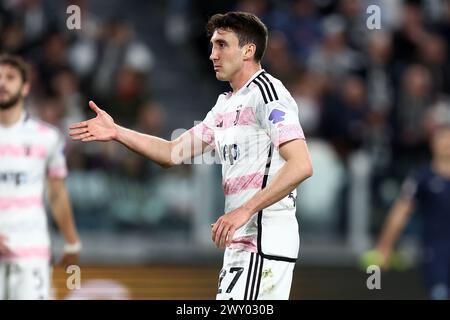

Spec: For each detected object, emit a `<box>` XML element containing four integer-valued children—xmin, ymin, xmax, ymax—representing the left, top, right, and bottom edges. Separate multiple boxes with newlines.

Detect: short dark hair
<box><xmin>206</xmin><ymin>11</ymin><xmax>268</xmax><ymax>62</ymax></box>
<box><xmin>0</xmin><ymin>54</ymin><xmax>30</xmax><ymax>83</ymax></box>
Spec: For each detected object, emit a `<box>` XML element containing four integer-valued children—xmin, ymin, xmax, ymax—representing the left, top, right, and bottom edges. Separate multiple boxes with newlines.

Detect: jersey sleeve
<box><xmin>46</xmin><ymin>132</ymin><xmax>68</xmax><ymax>179</ymax></box>
<box><xmin>189</xmin><ymin>96</ymin><xmax>222</xmax><ymax>147</ymax></box>
<box><xmin>258</xmin><ymin>98</ymin><xmax>305</xmax><ymax>147</ymax></box>
<box><xmin>399</xmin><ymin>169</ymin><xmax>423</xmax><ymax>202</ymax></box>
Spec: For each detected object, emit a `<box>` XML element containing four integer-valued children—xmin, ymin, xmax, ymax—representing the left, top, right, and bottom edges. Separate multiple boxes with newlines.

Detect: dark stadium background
<box><xmin>2</xmin><ymin>0</ymin><xmax>448</xmax><ymax>299</ymax></box>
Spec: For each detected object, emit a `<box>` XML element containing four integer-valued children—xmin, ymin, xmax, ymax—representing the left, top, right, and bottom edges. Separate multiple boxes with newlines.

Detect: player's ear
<box><xmin>243</xmin><ymin>43</ymin><xmax>256</xmax><ymax>61</ymax></box>
<box><xmin>21</xmin><ymin>82</ymin><xmax>31</xmax><ymax>97</ymax></box>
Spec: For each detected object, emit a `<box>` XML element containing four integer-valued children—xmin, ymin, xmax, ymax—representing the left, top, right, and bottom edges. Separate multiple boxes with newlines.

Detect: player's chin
<box><xmin>215</xmin><ymin>72</ymin><xmax>228</xmax><ymax>81</ymax></box>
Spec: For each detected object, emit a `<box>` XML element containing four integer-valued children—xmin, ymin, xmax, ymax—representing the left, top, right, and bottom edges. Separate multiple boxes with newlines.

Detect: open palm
<box><xmin>69</xmin><ymin>101</ymin><xmax>117</xmax><ymax>142</ymax></box>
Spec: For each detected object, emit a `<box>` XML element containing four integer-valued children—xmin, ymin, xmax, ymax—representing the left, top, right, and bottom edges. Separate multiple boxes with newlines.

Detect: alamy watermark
<box><xmin>366</xmin><ymin>5</ymin><xmax>381</xmax><ymax>30</ymax></box>
<box><xmin>66</xmin><ymin>265</ymin><xmax>81</xmax><ymax>290</ymax></box>
<box><xmin>169</xmin><ymin>123</ymin><xmax>284</xmax><ymax>166</ymax></box>
<box><xmin>66</xmin><ymin>5</ymin><xmax>81</xmax><ymax>30</ymax></box>
<box><xmin>366</xmin><ymin>265</ymin><xmax>381</xmax><ymax>290</ymax></box>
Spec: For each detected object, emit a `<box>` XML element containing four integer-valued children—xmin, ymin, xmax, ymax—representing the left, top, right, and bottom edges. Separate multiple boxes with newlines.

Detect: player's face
<box><xmin>432</xmin><ymin>127</ymin><xmax>450</xmax><ymax>159</ymax></box>
<box><xmin>209</xmin><ymin>29</ymin><xmax>246</xmax><ymax>81</ymax></box>
<box><xmin>0</xmin><ymin>64</ymin><xmax>29</xmax><ymax>110</ymax></box>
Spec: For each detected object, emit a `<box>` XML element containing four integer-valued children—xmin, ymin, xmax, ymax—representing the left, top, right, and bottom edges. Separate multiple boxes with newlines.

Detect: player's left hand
<box><xmin>59</xmin><ymin>253</ymin><xmax>80</xmax><ymax>268</ymax></box>
<box><xmin>212</xmin><ymin>207</ymin><xmax>253</xmax><ymax>250</ymax></box>
<box><xmin>0</xmin><ymin>234</ymin><xmax>12</xmax><ymax>257</ymax></box>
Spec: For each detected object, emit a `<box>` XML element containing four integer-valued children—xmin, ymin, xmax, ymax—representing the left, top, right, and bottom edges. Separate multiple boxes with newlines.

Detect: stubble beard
<box><xmin>0</xmin><ymin>90</ymin><xmax>23</xmax><ymax>110</ymax></box>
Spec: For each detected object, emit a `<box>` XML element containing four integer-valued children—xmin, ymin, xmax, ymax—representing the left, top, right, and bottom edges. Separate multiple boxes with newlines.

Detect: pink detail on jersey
<box><xmin>191</xmin><ymin>123</ymin><xmax>215</xmax><ymax>146</ymax></box>
<box><xmin>220</xmin><ymin>107</ymin><xmax>256</xmax><ymax>129</ymax></box>
<box><xmin>6</xmin><ymin>246</ymin><xmax>50</xmax><ymax>259</ymax></box>
<box><xmin>37</xmin><ymin>123</ymin><xmax>52</xmax><ymax>134</ymax></box>
<box><xmin>214</xmin><ymin>113</ymin><xmax>224</xmax><ymax>127</ymax></box>
<box><xmin>228</xmin><ymin>235</ymin><xmax>257</xmax><ymax>252</ymax></box>
<box><xmin>48</xmin><ymin>166</ymin><xmax>68</xmax><ymax>178</ymax></box>
<box><xmin>273</xmin><ymin>124</ymin><xmax>305</xmax><ymax>147</ymax></box>
<box><xmin>0</xmin><ymin>196</ymin><xmax>43</xmax><ymax>210</ymax></box>
<box><xmin>0</xmin><ymin>144</ymin><xmax>47</xmax><ymax>159</ymax></box>
<box><xmin>223</xmin><ymin>172</ymin><xmax>264</xmax><ymax>195</ymax></box>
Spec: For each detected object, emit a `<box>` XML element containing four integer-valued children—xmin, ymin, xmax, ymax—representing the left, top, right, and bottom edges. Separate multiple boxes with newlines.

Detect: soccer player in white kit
<box><xmin>69</xmin><ymin>12</ymin><xmax>313</xmax><ymax>300</ymax></box>
<box><xmin>0</xmin><ymin>54</ymin><xmax>81</xmax><ymax>299</ymax></box>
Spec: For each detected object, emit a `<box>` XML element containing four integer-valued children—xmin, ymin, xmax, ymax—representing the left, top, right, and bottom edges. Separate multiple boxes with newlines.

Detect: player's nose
<box><xmin>209</xmin><ymin>49</ymin><xmax>218</xmax><ymax>61</ymax></box>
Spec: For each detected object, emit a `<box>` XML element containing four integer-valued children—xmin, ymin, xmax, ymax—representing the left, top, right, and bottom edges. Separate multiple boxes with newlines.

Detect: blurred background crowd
<box><xmin>1</xmin><ymin>0</ymin><xmax>450</xmax><ymax>298</ymax></box>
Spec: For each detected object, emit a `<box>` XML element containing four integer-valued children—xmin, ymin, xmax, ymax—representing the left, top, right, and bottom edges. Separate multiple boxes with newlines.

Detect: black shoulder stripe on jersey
<box><xmin>255</xmin><ymin>76</ymin><xmax>273</xmax><ymax>102</ymax></box>
<box><xmin>261</xmin><ymin>72</ymin><xmax>279</xmax><ymax>100</ymax></box>
<box><xmin>251</xmin><ymin>78</ymin><xmax>268</xmax><ymax>104</ymax></box>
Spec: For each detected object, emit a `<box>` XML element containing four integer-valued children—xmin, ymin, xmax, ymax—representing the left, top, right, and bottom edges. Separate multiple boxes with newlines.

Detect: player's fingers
<box><xmin>226</xmin><ymin>227</ymin><xmax>236</xmax><ymax>247</ymax></box>
<box><xmin>0</xmin><ymin>245</ymin><xmax>12</xmax><ymax>256</ymax></box>
<box><xmin>69</xmin><ymin>121</ymin><xmax>88</xmax><ymax>129</ymax></box>
<box><xmin>89</xmin><ymin>100</ymin><xmax>102</xmax><ymax>114</ymax></box>
<box><xmin>69</xmin><ymin>128</ymin><xmax>88</xmax><ymax>136</ymax></box>
<box><xmin>70</xmin><ymin>134</ymin><xmax>84</xmax><ymax>140</ymax></box>
<box><xmin>71</xmin><ymin>132</ymin><xmax>91</xmax><ymax>141</ymax></box>
<box><xmin>82</xmin><ymin>136</ymin><xmax>96</xmax><ymax>142</ymax></box>
<box><xmin>212</xmin><ymin>222</ymin><xmax>221</xmax><ymax>244</ymax></box>
<box><xmin>214</xmin><ymin>222</ymin><xmax>225</xmax><ymax>247</ymax></box>
<box><xmin>219</xmin><ymin>224</ymin><xmax>230</xmax><ymax>249</ymax></box>
<box><xmin>211</xmin><ymin>219</ymin><xmax>221</xmax><ymax>241</ymax></box>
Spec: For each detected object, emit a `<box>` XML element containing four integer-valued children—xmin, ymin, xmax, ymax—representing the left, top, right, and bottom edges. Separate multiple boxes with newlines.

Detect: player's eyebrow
<box><xmin>210</xmin><ymin>38</ymin><xmax>227</xmax><ymax>45</ymax></box>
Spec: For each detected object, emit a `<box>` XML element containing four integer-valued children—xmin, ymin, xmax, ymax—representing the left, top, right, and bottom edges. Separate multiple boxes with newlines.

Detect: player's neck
<box><xmin>229</xmin><ymin>63</ymin><xmax>261</xmax><ymax>93</ymax></box>
<box><xmin>0</xmin><ymin>103</ymin><xmax>24</xmax><ymax>127</ymax></box>
<box><xmin>432</xmin><ymin>158</ymin><xmax>450</xmax><ymax>178</ymax></box>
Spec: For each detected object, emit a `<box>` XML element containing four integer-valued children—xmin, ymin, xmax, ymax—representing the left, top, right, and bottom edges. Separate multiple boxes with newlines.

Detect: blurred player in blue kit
<box><xmin>375</xmin><ymin>113</ymin><xmax>450</xmax><ymax>300</ymax></box>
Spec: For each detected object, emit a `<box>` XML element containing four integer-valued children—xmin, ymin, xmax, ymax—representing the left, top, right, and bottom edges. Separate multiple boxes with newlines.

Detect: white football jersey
<box><xmin>192</xmin><ymin>70</ymin><xmax>305</xmax><ymax>260</ymax></box>
<box><xmin>0</xmin><ymin>111</ymin><xmax>67</xmax><ymax>261</ymax></box>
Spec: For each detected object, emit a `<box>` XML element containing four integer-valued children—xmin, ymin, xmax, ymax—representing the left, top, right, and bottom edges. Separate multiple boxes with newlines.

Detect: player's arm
<box><xmin>0</xmin><ymin>234</ymin><xmax>12</xmax><ymax>257</ymax></box>
<box><xmin>47</xmin><ymin>177</ymin><xmax>81</xmax><ymax>266</ymax></box>
<box><xmin>375</xmin><ymin>198</ymin><xmax>415</xmax><ymax>266</ymax></box>
<box><xmin>69</xmin><ymin>101</ymin><xmax>209</xmax><ymax>167</ymax></box>
<box><xmin>241</xmin><ymin>139</ymin><xmax>312</xmax><ymax>215</ymax></box>
<box><xmin>212</xmin><ymin>139</ymin><xmax>313</xmax><ymax>249</ymax></box>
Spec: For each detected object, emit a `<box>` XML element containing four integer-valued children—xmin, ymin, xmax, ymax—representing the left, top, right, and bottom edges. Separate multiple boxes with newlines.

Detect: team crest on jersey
<box><xmin>233</xmin><ymin>105</ymin><xmax>243</xmax><ymax>125</ymax></box>
<box><xmin>269</xmin><ymin>109</ymin><xmax>285</xmax><ymax>124</ymax></box>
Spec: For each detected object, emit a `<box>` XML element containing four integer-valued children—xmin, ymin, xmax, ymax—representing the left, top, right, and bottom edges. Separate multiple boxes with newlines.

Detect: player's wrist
<box><xmin>113</xmin><ymin>124</ymin><xmax>124</xmax><ymax>141</ymax></box>
<box><xmin>240</xmin><ymin>204</ymin><xmax>255</xmax><ymax>218</ymax></box>
<box><xmin>63</xmin><ymin>241</ymin><xmax>82</xmax><ymax>254</ymax></box>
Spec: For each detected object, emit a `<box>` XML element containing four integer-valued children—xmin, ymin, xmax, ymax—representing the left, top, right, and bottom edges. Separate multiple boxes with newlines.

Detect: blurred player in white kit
<box><xmin>0</xmin><ymin>54</ymin><xmax>81</xmax><ymax>300</ymax></box>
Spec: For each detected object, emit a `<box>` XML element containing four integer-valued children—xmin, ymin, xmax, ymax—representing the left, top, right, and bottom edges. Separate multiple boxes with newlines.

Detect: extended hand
<box><xmin>360</xmin><ymin>248</ymin><xmax>390</xmax><ymax>270</ymax></box>
<box><xmin>69</xmin><ymin>101</ymin><xmax>117</xmax><ymax>142</ymax></box>
<box><xmin>211</xmin><ymin>207</ymin><xmax>253</xmax><ymax>250</ymax></box>
<box><xmin>0</xmin><ymin>234</ymin><xmax>12</xmax><ymax>257</ymax></box>
<box><xmin>59</xmin><ymin>253</ymin><xmax>80</xmax><ymax>268</ymax></box>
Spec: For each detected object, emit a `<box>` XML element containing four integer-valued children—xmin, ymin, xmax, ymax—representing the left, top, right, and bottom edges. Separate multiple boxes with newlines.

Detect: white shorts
<box><xmin>216</xmin><ymin>248</ymin><xmax>295</xmax><ymax>300</ymax></box>
<box><xmin>0</xmin><ymin>259</ymin><xmax>51</xmax><ymax>300</ymax></box>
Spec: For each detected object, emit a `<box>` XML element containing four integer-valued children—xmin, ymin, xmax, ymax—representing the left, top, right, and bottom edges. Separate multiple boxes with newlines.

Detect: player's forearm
<box><xmin>115</xmin><ymin>125</ymin><xmax>173</xmax><ymax>168</ymax></box>
<box><xmin>241</xmin><ymin>159</ymin><xmax>312</xmax><ymax>216</ymax></box>
<box><xmin>49</xmin><ymin>187</ymin><xmax>80</xmax><ymax>245</ymax></box>
<box><xmin>376</xmin><ymin>200</ymin><xmax>413</xmax><ymax>254</ymax></box>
